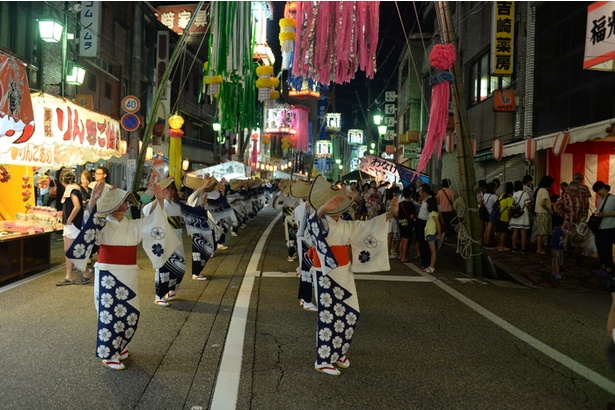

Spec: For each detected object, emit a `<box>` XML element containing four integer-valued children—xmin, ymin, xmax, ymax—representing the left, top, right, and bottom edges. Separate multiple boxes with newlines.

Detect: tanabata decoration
<box><xmin>291</xmin><ymin>1</ymin><xmax>379</xmax><ymax>85</ymax></box>
<box><xmin>279</xmin><ymin>14</ymin><xmax>296</xmax><ymax>71</ymax></box>
<box><xmin>415</xmin><ymin>43</ymin><xmax>456</xmax><ymax>176</ymax></box>
<box><xmin>270</xmin><ymin>76</ymin><xmax>280</xmax><ymax>100</ymax></box>
<box><xmin>256</xmin><ymin>65</ymin><xmax>274</xmax><ymax>101</ymax></box>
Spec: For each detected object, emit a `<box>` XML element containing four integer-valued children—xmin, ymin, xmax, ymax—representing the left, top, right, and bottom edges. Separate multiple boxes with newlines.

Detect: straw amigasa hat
<box><xmin>229</xmin><ymin>179</ymin><xmax>245</xmax><ymax>191</ymax></box>
<box><xmin>158</xmin><ymin>177</ymin><xmax>176</xmax><ymax>190</ymax></box>
<box><xmin>95</xmin><ymin>188</ymin><xmax>138</xmax><ymax>217</ymax></box>
<box><xmin>289</xmin><ymin>180</ymin><xmax>312</xmax><ymax>199</ymax></box>
<box><xmin>184</xmin><ymin>173</ymin><xmax>219</xmax><ymax>192</ymax></box>
<box><xmin>308</xmin><ymin>175</ymin><xmax>354</xmax><ymax>216</ymax></box>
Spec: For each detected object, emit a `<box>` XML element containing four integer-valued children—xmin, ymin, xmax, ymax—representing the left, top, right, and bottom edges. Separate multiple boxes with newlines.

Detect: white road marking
<box><xmin>261</xmin><ymin>271</ymin><xmax>298</xmax><ymax>277</ymax></box>
<box><xmin>210</xmin><ymin>213</ymin><xmax>282</xmax><ymax>410</ymax></box>
<box><xmin>409</xmin><ymin>264</ymin><xmax>615</xmax><ymax>395</ymax></box>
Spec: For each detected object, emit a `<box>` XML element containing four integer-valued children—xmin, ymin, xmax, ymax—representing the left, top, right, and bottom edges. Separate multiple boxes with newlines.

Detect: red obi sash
<box><xmin>98</xmin><ymin>245</ymin><xmax>138</xmax><ymax>265</ymax></box>
<box><xmin>308</xmin><ymin>245</ymin><xmax>350</xmax><ymax>268</ymax></box>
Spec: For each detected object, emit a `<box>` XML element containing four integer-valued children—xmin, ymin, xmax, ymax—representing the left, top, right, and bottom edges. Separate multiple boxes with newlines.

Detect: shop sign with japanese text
<box><xmin>0</xmin><ymin>92</ymin><xmax>121</xmax><ymax>168</ymax></box>
<box><xmin>583</xmin><ymin>1</ymin><xmax>615</xmax><ymax>71</ymax></box>
<box><xmin>493</xmin><ymin>89</ymin><xmax>516</xmax><ymax>111</ymax></box>
<box><xmin>79</xmin><ymin>1</ymin><xmax>101</xmax><ymax>58</ymax></box>
<box><xmin>491</xmin><ymin>1</ymin><xmax>515</xmax><ymax>76</ymax></box>
<box><xmin>154</xmin><ymin>5</ymin><xmax>208</xmax><ymax>34</ymax></box>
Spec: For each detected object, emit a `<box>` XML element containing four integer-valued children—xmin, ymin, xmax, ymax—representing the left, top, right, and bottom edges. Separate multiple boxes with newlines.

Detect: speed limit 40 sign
<box><xmin>121</xmin><ymin>95</ymin><xmax>141</xmax><ymax>113</ymax></box>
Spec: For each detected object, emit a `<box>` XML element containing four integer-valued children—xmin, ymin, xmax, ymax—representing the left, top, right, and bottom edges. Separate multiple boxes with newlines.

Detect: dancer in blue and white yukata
<box><xmin>67</xmin><ymin>181</ymin><xmax>180</xmax><ymax>370</ymax></box>
<box><xmin>202</xmin><ymin>177</ymin><xmax>236</xmax><ymax>251</ymax></box>
<box><xmin>306</xmin><ymin>175</ymin><xmax>398</xmax><ymax>376</ymax></box>
<box><xmin>142</xmin><ymin>178</ymin><xmax>187</xmax><ymax>306</ymax></box>
<box><xmin>184</xmin><ymin>175</ymin><xmax>217</xmax><ymax>280</ymax></box>
<box><xmin>289</xmin><ymin>180</ymin><xmax>317</xmax><ymax>311</ymax></box>
<box><xmin>280</xmin><ymin>181</ymin><xmax>300</xmax><ymax>262</ymax></box>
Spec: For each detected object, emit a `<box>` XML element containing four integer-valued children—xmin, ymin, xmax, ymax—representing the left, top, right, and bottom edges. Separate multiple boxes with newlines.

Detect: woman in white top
<box><xmin>533</xmin><ymin>175</ymin><xmax>555</xmax><ymax>255</ymax></box>
<box><xmin>508</xmin><ymin>180</ymin><xmax>531</xmax><ymax>253</ymax></box>
<box><xmin>481</xmin><ymin>182</ymin><xmax>498</xmax><ymax>247</ymax></box>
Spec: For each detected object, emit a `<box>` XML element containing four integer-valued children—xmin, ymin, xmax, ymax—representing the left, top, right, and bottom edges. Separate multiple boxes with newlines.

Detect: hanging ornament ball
<box><xmin>168</xmin><ymin>113</ymin><xmax>184</xmax><ymax>130</ymax></box>
<box><xmin>429</xmin><ymin>43</ymin><xmax>457</xmax><ymax>71</ymax></box>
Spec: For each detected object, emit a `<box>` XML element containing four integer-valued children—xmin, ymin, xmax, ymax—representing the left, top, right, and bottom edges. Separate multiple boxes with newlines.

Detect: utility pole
<box><xmin>436</xmin><ymin>1</ymin><xmax>483</xmax><ymax>277</ymax></box>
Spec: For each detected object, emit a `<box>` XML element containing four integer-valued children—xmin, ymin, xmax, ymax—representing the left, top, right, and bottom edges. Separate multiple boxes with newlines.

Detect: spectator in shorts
<box><xmin>534</xmin><ymin>175</ymin><xmax>555</xmax><ymax>255</ymax></box>
<box><xmin>397</xmin><ymin>186</ymin><xmax>416</xmax><ymax>262</ymax></box>
<box><xmin>496</xmin><ymin>182</ymin><xmax>514</xmax><ymax>251</ymax></box>
<box><xmin>422</xmin><ymin>197</ymin><xmax>441</xmax><ymax>273</ymax></box>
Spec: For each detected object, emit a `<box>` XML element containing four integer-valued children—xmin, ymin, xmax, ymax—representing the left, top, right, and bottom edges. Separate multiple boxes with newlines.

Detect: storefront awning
<box><xmin>502</xmin><ymin>117</ymin><xmax>615</xmax><ymax>158</ymax></box>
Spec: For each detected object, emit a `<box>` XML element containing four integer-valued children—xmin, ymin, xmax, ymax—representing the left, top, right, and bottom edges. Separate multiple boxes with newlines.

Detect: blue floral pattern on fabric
<box><xmin>314</xmin><ymin>269</ymin><xmax>360</xmax><ymax>366</ymax></box>
<box><xmin>66</xmin><ymin>206</ymin><xmax>106</xmax><ymax>270</ymax></box>
<box><xmin>151</xmin><ymin>243</ymin><xmax>164</xmax><ymax>257</ymax></box>
<box><xmin>96</xmin><ymin>270</ymin><xmax>139</xmax><ymax>360</ymax></box>
<box><xmin>306</xmin><ymin>212</ymin><xmax>338</xmax><ymax>277</ymax></box>
<box><xmin>359</xmin><ymin>250</ymin><xmax>371</xmax><ymax>263</ymax></box>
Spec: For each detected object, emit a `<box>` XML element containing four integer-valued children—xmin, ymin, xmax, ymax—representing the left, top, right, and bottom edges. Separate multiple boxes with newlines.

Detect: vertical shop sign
<box><xmin>156</xmin><ymin>31</ymin><xmax>170</xmax><ymax>101</ymax></box>
<box><xmin>80</xmin><ymin>1</ymin><xmax>101</xmax><ymax>58</ymax></box>
<box><xmin>491</xmin><ymin>1</ymin><xmax>515</xmax><ymax>76</ymax></box>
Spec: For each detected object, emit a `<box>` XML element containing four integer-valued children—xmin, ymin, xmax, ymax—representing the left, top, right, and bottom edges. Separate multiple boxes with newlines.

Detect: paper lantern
<box><xmin>492</xmin><ymin>138</ymin><xmax>503</xmax><ymax>161</ymax></box>
<box><xmin>525</xmin><ymin>137</ymin><xmax>537</xmax><ymax>162</ymax></box>
<box><xmin>168</xmin><ymin>113</ymin><xmax>184</xmax><ymax>138</ymax></box>
<box><xmin>470</xmin><ymin>137</ymin><xmax>477</xmax><ymax>157</ymax></box>
<box><xmin>553</xmin><ymin>131</ymin><xmax>569</xmax><ymax>157</ymax></box>
<box><xmin>444</xmin><ymin>133</ymin><xmax>455</xmax><ymax>153</ymax></box>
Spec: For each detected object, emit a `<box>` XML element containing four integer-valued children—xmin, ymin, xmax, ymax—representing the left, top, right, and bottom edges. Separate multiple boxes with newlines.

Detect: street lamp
<box><xmin>373</xmin><ymin>113</ymin><xmax>383</xmax><ymax>126</ymax></box>
<box><xmin>38</xmin><ymin>19</ymin><xmax>63</xmax><ymax>42</ymax></box>
<box><xmin>38</xmin><ymin>15</ymin><xmax>87</xmax><ymax>95</ymax></box>
<box><xmin>66</xmin><ymin>62</ymin><xmax>86</xmax><ymax>85</ymax></box>
<box><xmin>213</xmin><ymin>122</ymin><xmax>225</xmax><ymax>164</ymax></box>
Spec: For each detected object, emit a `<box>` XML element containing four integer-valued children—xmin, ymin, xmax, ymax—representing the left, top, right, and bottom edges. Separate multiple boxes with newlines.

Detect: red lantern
<box><xmin>470</xmin><ymin>137</ymin><xmax>477</xmax><ymax>157</ymax></box>
<box><xmin>444</xmin><ymin>133</ymin><xmax>455</xmax><ymax>154</ymax></box>
<box><xmin>492</xmin><ymin>138</ymin><xmax>503</xmax><ymax>161</ymax></box>
<box><xmin>525</xmin><ymin>137</ymin><xmax>536</xmax><ymax>162</ymax></box>
<box><xmin>553</xmin><ymin>131</ymin><xmax>569</xmax><ymax>157</ymax></box>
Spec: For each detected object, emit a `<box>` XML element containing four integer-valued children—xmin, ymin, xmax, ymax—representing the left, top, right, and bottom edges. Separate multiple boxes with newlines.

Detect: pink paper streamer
<box><xmin>415</xmin><ymin>81</ymin><xmax>451</xmax><ymax>175</ymax></box>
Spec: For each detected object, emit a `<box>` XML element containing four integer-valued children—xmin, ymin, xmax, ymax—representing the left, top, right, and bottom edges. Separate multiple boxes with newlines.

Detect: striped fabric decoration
<box><xmin>548</xmin><ymin>140</ymin><xmax>615</xmax><ymax>207</ymax></box>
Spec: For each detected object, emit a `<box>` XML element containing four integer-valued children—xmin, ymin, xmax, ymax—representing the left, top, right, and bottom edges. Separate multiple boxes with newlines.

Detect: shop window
<box><xmin>88</xmin><ymin>75</ymin><xmax>96</xmax><ymax>92</ymax></box>
<box><xmin>104</xmin><ymin>82</ymin><xmax>111</xmax><ymax>100</ymax></box>
<box><xmin>469</xmin><ymin>52</ymin><xmax>512</xmax><ymax>106</ymax></box>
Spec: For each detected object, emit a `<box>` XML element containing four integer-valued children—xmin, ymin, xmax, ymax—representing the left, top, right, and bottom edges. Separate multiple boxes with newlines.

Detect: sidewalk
<box><xmin>393</xmin><ymin>233</ymin><xmax>610</xmax><ymax>293</ymax></box>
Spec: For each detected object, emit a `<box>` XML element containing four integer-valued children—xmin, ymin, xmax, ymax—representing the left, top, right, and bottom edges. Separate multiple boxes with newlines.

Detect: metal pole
<box><xmin>436</xmin><ymin>1</ymin><xmax>483</xmax><ymax>277</ymax></box>
<box><xmin>61</xmin><ymin>11</ymin><xmax>67</xmax><ymax>97</ymax></box>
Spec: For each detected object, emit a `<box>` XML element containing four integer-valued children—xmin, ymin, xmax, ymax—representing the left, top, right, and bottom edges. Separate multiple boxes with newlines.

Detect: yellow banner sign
<box><xmin>491</xmin><ymin>1</ymin><xmax>515</xmax><ymax>76</ymax></box>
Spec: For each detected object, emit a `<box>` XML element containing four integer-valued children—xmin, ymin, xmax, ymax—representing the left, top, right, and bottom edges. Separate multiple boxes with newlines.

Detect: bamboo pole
<box><xmin>131</xmin><ymin>2</ymin><xmax>205</xmax><ymax>192</ymax></box>
<box><xmin>436</xmin><ymin>1</ymin><xmax>483</xmax><ymax>277</ymax></box>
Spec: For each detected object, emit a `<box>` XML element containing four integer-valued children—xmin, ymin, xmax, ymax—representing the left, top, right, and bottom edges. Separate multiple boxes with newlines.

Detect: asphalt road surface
<box><xmin>1</xmin><ymin>206</ymin><xmax>614</xmax><ymax>409</ymax></box>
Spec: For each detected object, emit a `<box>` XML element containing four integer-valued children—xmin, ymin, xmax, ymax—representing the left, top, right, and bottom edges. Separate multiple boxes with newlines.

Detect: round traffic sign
<box><xmin>121</xmin><ymin>95</ymin><xmax>141</xmax><ymax>113</ymax></box>
<box><xmin>121</xmin><ymin>113</ymin><xmax>140</xmax><ymax>132</ymax></box>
